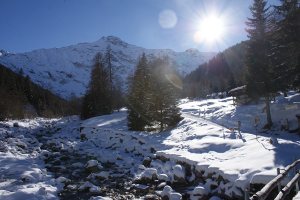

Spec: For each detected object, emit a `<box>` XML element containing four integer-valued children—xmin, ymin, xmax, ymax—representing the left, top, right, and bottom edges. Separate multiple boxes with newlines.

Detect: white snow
<box><xmin>78</xmin><ymin>96</ymin><xmax>299</xmax><ymax>196</ymax></box>
<box><xmin>139</xmin><ymin>168</ymin><xmax>158</xmax><ymax>180</ymax></box>
<box><xmin>293</xmin><ymin>192</ymin><xmax>300</xmax><ymax>200</ymax></box>
<box><xmin>0</xmin><ymin>36</ymin><xmax>215</xmax><ymax>99</ymax></box>
<box><xmin>169</xmin><ymin>192</ymin><xmax>182</xmax><ymax>200</ymax></box>
<box><xmin>1</xmin><ymin>93</ymin><xmax>299</xmax><ymax>199</ymax></box>
<box><xmin>192</xmin><ymin>186</ymin><xmax>208</xmax><ymax>196</ymax></box>
<box><xmin>89</xmin><ymin>196</ymin><xmax>113</xmax><ymax>200</ymax></box>
<box><xmin>173</xmin><ymin>164</ymin><xmax>185</xmax><ymax>179</ymax></box>
<box><xmin>158</xmin><ymin>174</ymin><xmax>169</xmax><ymax>182</ymax></box>
<box><xmin>161</xmin><ymin>185</ymin><xmax>173</xmax><ymax>198</ymax></box>
<box><xmin>0</xmin><ymin>118</ymin><xmax>60</xmax><ymax>200</ymax></box>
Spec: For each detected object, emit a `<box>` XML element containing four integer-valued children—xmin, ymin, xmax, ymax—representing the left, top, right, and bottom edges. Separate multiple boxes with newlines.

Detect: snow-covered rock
<box><xmin>269</xmin><ymin>136</ymin><xmax>278</xmax><ymax>145</ymax></box>
<box><xmin>72</xmin><ymin>162</ymin><xmax>84</xmax><ymax>168</ymax></box>
<box><xmin>173</xmin><ymin>164</ymin><xmax>186</xmax><ymax>183</ymax></box>
<box><xmin>85</xmin><ymin>159</ymin><xmax>103</xmax><ymax>172</ymax></box>
<box><xmin>142</xmin><ymin>156</ymin><xmax>152</xmax><ymax>167</ymax></box>
<box><xmin>89</xmin><ymin>196</ymin><xmax>113</xmax><ymax>200</ymax></box>
<box><xmin>89</xmin><ymin>185</ymin><xmax>101</xmax><ymax>194</ymax></box>
<box><xmin>56</xmin><ymin>176</ymin><xmax>70</xmax><ymax>184</ymax></box>
<box><xmin>161</xmin><ymin>185</ymin><xmax>173</xmax><ymax>198</ymax></box>
<box><xmin>139</xmin><ymin>168</ymin><xmax>158</xmax><ymax>181</ymax></box>
<box><xmin>158</xmin><ymin>174</ymin><xmax>169</xmax><ymax>182</ymax></box>
<box><xmin>138</xmin><ymin>164</ymin><xmax>146</xmax><ymax>170</ymax></box>
<box><xmin>157</xmin><ymin>182</ymin><xmax>167</xmax><ymax>189</ymax></box>
<box><xmin>169</xmin><ymin>192</ymin><xmax>182</xmax><ymax>200</ymax></box>
<box><xmin>133</xmin><ymin>184</ymin><xmax>149</xmax><ymax>191</ymax></box>
<box><xmin>78</xmin><ymin>181</ymin><xmax>94</xmax><ymax>191</ymax></box>
<box><xmin>88</xmin><ymin>171</ymin><xmax>110</xmax><ymax>180</ymax></box>
<box><xmin>192</xmin><ymin>186</ymin><xmax>208</xmax><ymax>197</ymax></box>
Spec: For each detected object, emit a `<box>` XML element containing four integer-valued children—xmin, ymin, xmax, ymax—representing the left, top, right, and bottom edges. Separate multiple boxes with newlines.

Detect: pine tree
<box><xmin>246</xmin><ymin>0</ymin><xmax>274</xmax><ymax>126</ymax></box>
<box><xmin>81</xmin><ymin>53</ymin><xmax>112</xmax><ymax>119</ymax></box>
<box><xmin>270</xmin><ymin>0</ymin><xmax>300</xmax><ymax>90</ymax></box>
<box><xmin>104</xmin><ymin>45</ymin><xmax>113</xmax><ymax>109</ymax></box>
<box><xmin>147</xmin><ymin>57</ymin><xmax>182</xmax><ymax>131</ymax></box>
<box><xmin>127</xmin><ymin>53</ymin><xmax>151</xmax><ymax>130</ymax></box>
<box><xmin>127</xmin><ymin>55</ymin><xmax>182</xmax><ymax>131</ymax></box>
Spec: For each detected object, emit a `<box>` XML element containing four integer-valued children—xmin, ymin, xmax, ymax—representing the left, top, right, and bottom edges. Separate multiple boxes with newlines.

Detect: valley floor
<box><xmin>0</xmin><ymin>95</ymin><xmax>300</xmax><ymax>200</ymax></box>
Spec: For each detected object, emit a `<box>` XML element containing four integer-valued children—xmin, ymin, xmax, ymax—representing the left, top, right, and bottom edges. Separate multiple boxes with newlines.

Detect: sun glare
<box><xmin>194</xmin><ymin>14</ymin><xmax>226</xmax><ymax>44</ymax></box>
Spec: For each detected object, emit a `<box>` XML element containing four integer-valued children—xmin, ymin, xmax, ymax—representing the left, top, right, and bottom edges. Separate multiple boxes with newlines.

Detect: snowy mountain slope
<box><xmin>0</xmin><ymin>36</ymin><xmax>215</xmax><ymax>99</ymax></box>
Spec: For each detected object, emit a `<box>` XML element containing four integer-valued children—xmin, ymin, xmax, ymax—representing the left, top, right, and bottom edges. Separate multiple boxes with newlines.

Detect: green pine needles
<box><xmin>127</xmin><ymin>53</ymin><xmax>182</xmax><ymax>132</ymax></box>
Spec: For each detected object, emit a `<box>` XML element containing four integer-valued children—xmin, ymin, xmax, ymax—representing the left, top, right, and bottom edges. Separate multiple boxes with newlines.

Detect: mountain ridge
<box><xmin>0</xmin><ymin>36</ymin><xmax>216</xmax><ymax>99</ymax></box>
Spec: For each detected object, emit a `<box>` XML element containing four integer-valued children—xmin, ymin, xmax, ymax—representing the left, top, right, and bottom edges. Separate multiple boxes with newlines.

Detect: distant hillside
<box><xmin>0</xmin><ymin>64</ymin><xmax>78</xmax><ymax>120</ymax></box>
<box><xmin>0</xmin><ymin>36</ymin><xmax>216</xmax><ymax>99</ymax></box>
<box><xmin>184</xmin><ymin>41</ymin><xmax>247</xmax><ymax>97</ymax></box>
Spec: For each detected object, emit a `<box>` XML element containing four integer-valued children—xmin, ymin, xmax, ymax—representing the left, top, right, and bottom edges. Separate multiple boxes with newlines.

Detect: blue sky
<box><xmin>0</xmin><ymin>0</ymin><xmax>279</xmax><ymax>53</ymax></box>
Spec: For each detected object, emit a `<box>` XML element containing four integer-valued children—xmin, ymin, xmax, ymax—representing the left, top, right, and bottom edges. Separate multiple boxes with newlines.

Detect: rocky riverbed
<box><xmin>0</xmin><ymin>117</ymin><xmax>230</xmax><ymax>200</ymax></box>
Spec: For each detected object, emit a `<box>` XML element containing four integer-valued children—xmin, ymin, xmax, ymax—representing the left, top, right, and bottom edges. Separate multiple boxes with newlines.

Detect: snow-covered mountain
<box><xmin>0</xmin><ymin>36</ymin><xmax>215</xmax><ymax>99</ymax></box>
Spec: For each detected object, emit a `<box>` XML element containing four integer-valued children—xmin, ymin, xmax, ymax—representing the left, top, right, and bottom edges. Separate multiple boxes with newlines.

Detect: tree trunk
<box><xmin>265</xmin><ymin>95</ymin><xmax>273</xmax><ymax>127</ymax></box>
<box><xmin>160</xmin><ymin>108</ymin><xmax>163</xmax><ymax>131</ymax></box>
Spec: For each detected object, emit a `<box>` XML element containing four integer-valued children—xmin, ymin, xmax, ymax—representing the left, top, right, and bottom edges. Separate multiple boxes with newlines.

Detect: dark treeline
<box><xmin>0</xmin><ymin>64</ymin><xmax>79</xmax><ymax>120</ymax></box>
<box><xmin>184</xmin><ymin>0</ymin><xmax>299</xmax><ymax>99</ymax></box>
<box><xmin>184</xmin><ymin>42</ymin><xmax>247</xmax><ymax>97</ymax></box>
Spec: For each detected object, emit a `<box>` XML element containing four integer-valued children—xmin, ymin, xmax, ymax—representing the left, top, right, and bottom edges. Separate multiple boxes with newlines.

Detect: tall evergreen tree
<box><xmin>104</xmin><ymin>45</ymin><xmax>125</xmax><ymax>111</ymax></box>
<box><xmin>147</xmin><ymin>57</ymin><xmax>182</xmax><ymax>131</ymax></box>
<box><xmin>246</xmin><ymin>0</ymin><xmax>274</xmax><ymax>126</ymax></box>
<box><xmin>270</xmin><ymin>0</ymin><xmax>300</xmax><ymax>91</ymax></box>
<box><xmin>127</xmin><ymin>53</ymin><xmax>151</xmax><ymax>130</ymax></box>
<box><xmin>81</xmin><ymin>53</ymin><xmax>112</xmax><ymax>119</ymax></box>
<box><xmin>127</xmin><ymin>55</ymin><xmax>182</xmax><ymax>131</ymax></box>
<box><xmin>104</xmin><ymin>45</ymin><xmax>113</xmax><ymax>111</ymax></box>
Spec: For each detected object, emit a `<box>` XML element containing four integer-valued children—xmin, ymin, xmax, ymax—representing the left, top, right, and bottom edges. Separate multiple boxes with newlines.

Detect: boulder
<box><xmin>192</xmin><ymin>186</ymin><xmax>208</xmax><ymax>197</ymax></box>
<box><xmin>161</xmin><ymin>185</ymin><xmax>173</xmax><ymax>199</ymax></box>
<box><xmin>169</xmin><ymin>192</ymin><xmax>182</xmax><ymax>200</ymax></box>
<box><xmin>143</xmin><ymin>157</ymin><xmax>152</xmax><ymax>167</ymax></box>
<box><xmin>158</xmin><ymin>174</ymin><xmax>169</xmax><ymax>182</ymax></box>
<box><xmin>173</xmin><ymin>165</ymin><xmax>186</xmax><ymax>184</ymax></box>
<box><xmin>136</xmin><ymin>168</ymin><xmax>158</xmax><ymax>183</ymax></box>
<box><xmin>85</xmin><ymin>160</ymin><xmax>103</xmax><ymax>173</ymax></box>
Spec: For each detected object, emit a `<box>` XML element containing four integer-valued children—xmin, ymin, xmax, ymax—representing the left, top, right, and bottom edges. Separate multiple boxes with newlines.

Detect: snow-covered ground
<box><xmin>0</xmin><ymin>118</ymin><xmax>60</xmax><ymax>200</ymax></box>
<box><xmin>1</xmin><ymin>94</ymin><xmax>300</xmax><ymax>199</ymax></box>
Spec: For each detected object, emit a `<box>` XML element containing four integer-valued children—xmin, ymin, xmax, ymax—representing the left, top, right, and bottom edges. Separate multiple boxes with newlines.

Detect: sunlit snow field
<box><xmin>1</xmin><ymin>95</ymin><xmax>300</xmax><ymax>199</ymax></box>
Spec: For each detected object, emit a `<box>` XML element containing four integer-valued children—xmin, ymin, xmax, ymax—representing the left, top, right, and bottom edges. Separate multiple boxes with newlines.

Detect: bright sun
<box><xmin>194</xmin><ymin>14</ymin><xmax>226</xmax><ymax>44</ymax></box>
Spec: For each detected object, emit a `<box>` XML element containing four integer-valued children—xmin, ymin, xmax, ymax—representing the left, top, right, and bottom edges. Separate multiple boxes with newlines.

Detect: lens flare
<box><xmin>165</xmin><ymin>74</ymin><xmax>183</xmax><ymax>90</ymax></box>
<box><xmin>159</xmin><ymin>9</ymin><xmax>178</xmax><ymax>29</ymax></box>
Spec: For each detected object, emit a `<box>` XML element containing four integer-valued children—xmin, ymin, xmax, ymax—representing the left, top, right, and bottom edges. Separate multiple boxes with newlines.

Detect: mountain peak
<box><xmin>99</xmin><ymin>36</ymin><xmax>128</xmax><ymax>48</ymax></box>
<box><xmin>0</xmin><ymin>37</ymin><xmax>216</xmax><ymax>99</ymax></box>
<box><xmin>185</xmin><ymin>48</ymin><xmax>200</xmax><ymax>53</ymax></box>
<box><xmin>0</xmin><ymin>49</ymin><xmax>10</xmax><ymax>57</ymax></box>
